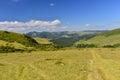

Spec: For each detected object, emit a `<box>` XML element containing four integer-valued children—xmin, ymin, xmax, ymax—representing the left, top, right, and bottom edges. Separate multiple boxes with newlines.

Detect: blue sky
<box><xmin>0</xmin><ymin>0</ymin><xmax>120</xmax><ymax>33</ymax></box>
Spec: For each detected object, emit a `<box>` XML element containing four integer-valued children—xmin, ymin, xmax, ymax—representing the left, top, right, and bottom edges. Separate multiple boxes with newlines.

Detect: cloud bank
<box><xmin>0</xmin><ymin>20</ymin><xmax>61</xmax><ymax>33</ymax></box>
<box><xmin>85</xmin><ymin>23</ymin><xmax>120</xmax><ymax>30</ymax></box>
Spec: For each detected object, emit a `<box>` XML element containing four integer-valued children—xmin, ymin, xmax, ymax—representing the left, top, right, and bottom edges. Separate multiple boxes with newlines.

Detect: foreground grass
<box><xmin>0</xmin><ymin>48</ymin><xmax>120</xmax><ymax>80</ymax></box>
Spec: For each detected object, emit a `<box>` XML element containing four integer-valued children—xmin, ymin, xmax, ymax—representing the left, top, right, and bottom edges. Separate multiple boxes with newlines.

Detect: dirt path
<box><xmin>91</xmin><ymin>50</ymin><xmax>103</xmax><ymax>80</ymax></box>
<box><xmin>87</xmin><ymin>52</ymin><xmax>104</xmax><ymax>80</ymax></box>
<box><xmin>18</xmin><ymin>65</ymin><xmax>26</xmax><ymax>80</ymax></box>
<box><xmin>88</xmin><ymin>50</ymin><xmax>115</xmax><ymax>80</ymax></box>
<box><xmin>29</xmin><ymin>64</ymin><xmax>50</xmax><ymax>80</ymax></box>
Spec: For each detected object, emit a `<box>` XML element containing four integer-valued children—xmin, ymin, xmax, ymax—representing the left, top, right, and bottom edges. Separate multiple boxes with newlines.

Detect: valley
<box><xmin>0</xmin><ymin>0</ymin><xmax>120</xmax><ymax>80</ymax></box>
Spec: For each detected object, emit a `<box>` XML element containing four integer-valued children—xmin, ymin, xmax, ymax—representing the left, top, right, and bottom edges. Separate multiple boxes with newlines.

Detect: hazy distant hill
<box><xmin>26</xmin><ymin>31</ymin><xmax>105</xmax><ymax>38</ymax></box>
<box><xmin>75</xmin><ymin>28</ymin><xmax>120</xmax><ymax>48</ymax></box>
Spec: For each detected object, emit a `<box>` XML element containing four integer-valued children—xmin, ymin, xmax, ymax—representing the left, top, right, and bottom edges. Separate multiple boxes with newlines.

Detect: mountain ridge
<box><xmin>26</xmin><ymin>30</ymin><xmax>106</xmax><ymax>47</ymax></box>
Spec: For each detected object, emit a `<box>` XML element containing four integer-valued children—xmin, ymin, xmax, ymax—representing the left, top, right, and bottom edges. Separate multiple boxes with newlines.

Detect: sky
<box><xmin>0</xmin><ymin>0</ymin><xmax>120</xmax><ymax>33</ymax></box>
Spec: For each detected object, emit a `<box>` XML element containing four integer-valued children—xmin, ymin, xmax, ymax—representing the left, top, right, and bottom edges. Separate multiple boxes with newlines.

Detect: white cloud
<box><xmin>85</xmin><ymin>24</ymin><xmax>103</xmax><ymax>30</ymax></box>
<box><xmin>49</xmin><ymin>3</ymin><xmax>55</xmax><ymax>7</ymax></box>
<box><xmin>25</xmin><ymin>19</ymin><xmax>60</xmax><ymax>28</ymax></box>
<box><xmin>61</xmin><ymin>26</ymin><xmax>68</xmax><ymax>29</ymax></box>
<box><xmin>85</xmin><ymin>23</ymin><xmax>120</xmax><ymax>30</ymax></box>
<box><xmin>85</xmin><ymin>24</ymin><xmax>91</xmax><ymax>27</ymax></box>
<box><xmin>0</xmin><ymin>19</ymin><xmax>61</xmax><ymax>33</ymax></box>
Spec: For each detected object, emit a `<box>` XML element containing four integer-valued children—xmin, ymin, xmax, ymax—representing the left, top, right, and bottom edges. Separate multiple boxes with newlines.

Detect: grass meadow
<box><xmin>0</xmin><ymin>48</ymin><xmax>120</xmax><ymax>80</ymax></box>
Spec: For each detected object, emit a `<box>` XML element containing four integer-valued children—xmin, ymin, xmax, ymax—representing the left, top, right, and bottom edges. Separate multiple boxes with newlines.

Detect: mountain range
<box><xmin>26</xmin><ymin>30</ymin><xmax>105</xmax><ymax>47</ymax></box>
<box><xmin>1</xmin><ymin>28</ymin><xmax>120</xmax><ymax>53</ymax></box>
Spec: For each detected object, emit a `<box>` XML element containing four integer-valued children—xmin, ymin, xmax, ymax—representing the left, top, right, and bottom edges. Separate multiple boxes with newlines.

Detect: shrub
<box><xmin>76</xmin><ymin>44</ymin><xmax>96</xmax><ymax>48</ymax></box>
<box><xmin>35</xmin><ymin>44</ymin><xmax>62</xmax><ymax>51</ymax></box>
<box><xmin>0</xmin><ymin>45</ymin><xmax>24</xmax><ymax>53</ymax></box>
<box><xmin>103</xmin><ymin>44</ymin><xmax>120</xmax><ymax>48</ymax></box>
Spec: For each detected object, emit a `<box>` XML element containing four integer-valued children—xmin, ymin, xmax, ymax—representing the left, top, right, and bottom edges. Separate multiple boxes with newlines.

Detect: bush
<box><xmin>35</xmin><ymin>44</ymin><xmax>62</xmax><ymax>51</ymax></box>
<box><xmin>0</xmin><ymin>45</ymin><xmax>24</xmax><ymax>53</ymax></box>
<box><xmin>76</xmin><ymin>44</ymin><xmax>96</xmax><ymax>48</ymax></box>
<box><xmin>103</xmin><ymin>45</ymin><xmax>114</xmax><ymax>48</ymax></box>
<box><xmin>103</xmin><ymin>44</ymin><xmax>120</xmax><ymax>48</ymax></box>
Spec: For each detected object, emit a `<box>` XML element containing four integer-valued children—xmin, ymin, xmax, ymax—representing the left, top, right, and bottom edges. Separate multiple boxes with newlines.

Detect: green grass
<box><xmin>75</xmin><ymin>35</ymin><xmax>120</xmax><ymax>47</ymax></box>
<box><xmin>0</xmin><ymin>30</ymin><xmax>38</xmax><ymax>47</ymax></box>
<box><xmin>0</xmin><ymin>49</ymin><xmax>120</xmax><ymax>80</ymax></box>
<box><xmin>0</xmin><ymin>40</ymin><xmax>26</xmax><ymax>49</ymax></box>
<box><xmin>34</xmin><ymin>37</ymin><xmax>52</xmax><ymax>44</ymax></box>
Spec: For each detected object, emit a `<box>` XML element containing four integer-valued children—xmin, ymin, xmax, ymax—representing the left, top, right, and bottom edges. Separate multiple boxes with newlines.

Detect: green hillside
<box><xmin>0</xmin><ymin>30</ymin><xmax>62</xmax><ymax>52</ymax></box>
<box><xmin>75</xmin><ymin>28</ymin><xmax>120</xmax><ymax>48</ymax></box>
<box><xmin>0</xmin><ymin>40</ymin><xmax>26</xmax><ymax>49</ymax></box>
<box><xmin>51</xmin><ymin>34</ymin><xmax>94</xmax><ymax>47</ymax></box>
<box><xmin>0</xmin><ymin>30</ymin><xmax>38</xmax><ymax>47</ymax></box>
<box><xmin>0</xmin><ymin>30</ymin><xmax>40</xmax><ymax>52</ymax></box>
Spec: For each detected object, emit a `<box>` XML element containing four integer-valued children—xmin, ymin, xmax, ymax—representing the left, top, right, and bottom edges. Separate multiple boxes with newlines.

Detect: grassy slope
<box><xmin>0</xmin><ymin>40</ymin><xmax>26</xmax><ymax>49</ymax></box>
<box><xmin>51</xmin><ymin>34</ymin><xmax>96</xmax><ymax>47</ymax></box>
<box><xmin>0</xmin><ymin>49</ymin><xmax>120</xmax><ymax>80</ymax></box>
<box><xmin>0</xmin><ymin>30</ymin><xmax>38</xmax><ymax>47</ymax></box>
<box><xmin>75</xmin><ymin>28</ymin><xmax>120</xmax><ymax>47</ymax></box>
<box><xmin>0</xmin><ymin>30</ymin><xmax>40</xmax><ymax>51</ymax></box>
<box><xmin>34</xmin><ymin>37</ymin><xmax>52</xmax><ymax>44</ymax></box>
<box><xmin>51</xmin><ymin>37</ymin><xmax>82</xmax><ymax>47</ymax></box>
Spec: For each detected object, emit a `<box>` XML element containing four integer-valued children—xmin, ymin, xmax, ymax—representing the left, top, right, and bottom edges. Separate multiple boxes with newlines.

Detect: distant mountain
<box><xmin>26</xmin><ymin>30</ymin><xmax>106</xmax><ymax>47</ymax></box>
<box><xmin>26</xmin><ymin>31</ymin><xmax>105</xmax><ymax>38</ymax></box>
<box><xmin>75</xmin><ymin>28</ymin><xmax>120</xmax><ymax>48</ymax></box>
